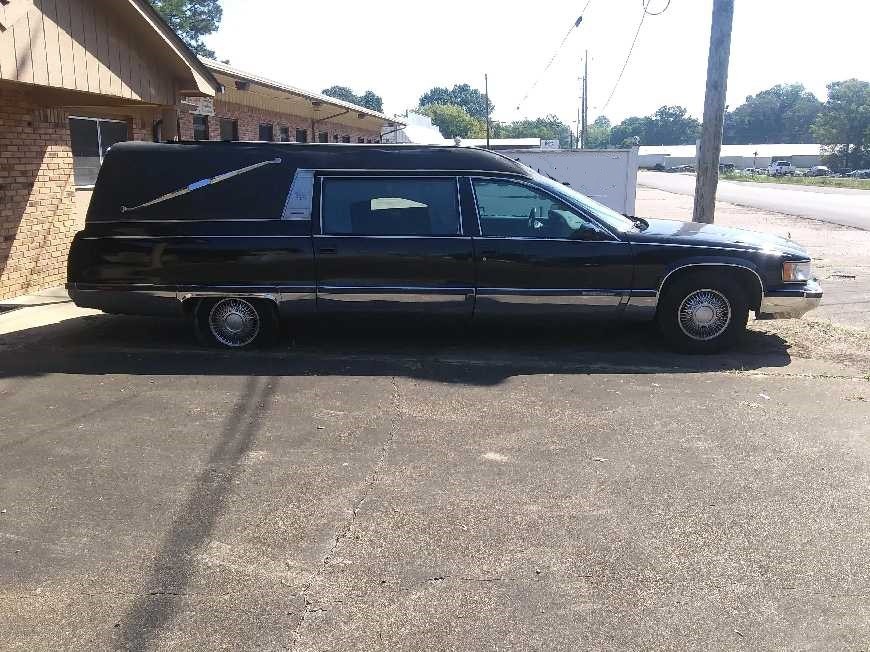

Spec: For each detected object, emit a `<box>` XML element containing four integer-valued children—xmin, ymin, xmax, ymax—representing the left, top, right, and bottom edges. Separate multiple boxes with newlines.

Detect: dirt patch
<box><xmin>750</xmin><ymin>317</ymin><xmax>870</xmax><ymax>375</ymax></box>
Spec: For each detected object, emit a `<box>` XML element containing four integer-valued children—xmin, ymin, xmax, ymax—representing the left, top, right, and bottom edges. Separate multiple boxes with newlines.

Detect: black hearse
<box><xmin>67</xmin><ymin>142</ymin><xmax>822</xmax><ymax>352</ymax></box>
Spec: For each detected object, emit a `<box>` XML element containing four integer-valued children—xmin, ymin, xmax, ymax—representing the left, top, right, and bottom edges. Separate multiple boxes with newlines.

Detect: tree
<box><xmin>149</xmin><ymin>0</ymin><xmax>222</xmax><ymax>59</ymax></box>
<box><xmin>418</xmin><ymin>104</ymin><xmax>485</xmax><ymax>139</ymax></box>
<box><xmin>495</xmin><ymin>115</ymin><xmax>573</xmax><ymax>149</ymax></box>
<box><xmin>584</xmin><ymin>116</ymin><xmax>612</xmax><ymax>149</ymax></box>
<box><xmin>644</xmin><ymin>106</ymin><xmax>700</xmax><ymax>145</ymax></box>
<box><xmin>609</xmin><ymin>116</ymin><xmax>648</xmax><ymax>147</ymax></box>
<box><xmin>811</xmin><ymin>79</ymin><xmax>870</xmax><ymax>169</ymax></box>
<box><xmin>322</xmin><ymin>86</ymin><xmax>384</xmax><ymax>113</ymax></box>
<box><xmin>359</xmin><ymin>91</ymin><xmax>384</xmax><ymax>113</ymax></box>
<box><xmin>419</xmin><ymin>84</ymin><xmax>492</xmax><ymax>120</ymax></box>
<box><xmin>725</xmin><ymin>84</ymin><xmax>823</xmax><ymax>144</ymax></box>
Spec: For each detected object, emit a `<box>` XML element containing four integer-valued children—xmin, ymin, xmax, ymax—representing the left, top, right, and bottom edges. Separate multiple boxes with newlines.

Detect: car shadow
<box><xmin>0</xmin><ymin>313</ymin><xmax>793</xmax><ymax>384</ymax></box>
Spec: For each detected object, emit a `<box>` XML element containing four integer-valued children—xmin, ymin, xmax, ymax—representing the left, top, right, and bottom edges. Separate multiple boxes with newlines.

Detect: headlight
<box><xmin>782</xmin><ymin>261</ymin><xmax>812</xmax><ymax>282</ymax></box>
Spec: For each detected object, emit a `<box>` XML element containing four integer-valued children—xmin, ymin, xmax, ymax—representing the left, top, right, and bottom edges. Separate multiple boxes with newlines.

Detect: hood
<box><xmin>628</xmin><ymin>218</ymin><xmax>810</xmax><ymax>257</ymax></box>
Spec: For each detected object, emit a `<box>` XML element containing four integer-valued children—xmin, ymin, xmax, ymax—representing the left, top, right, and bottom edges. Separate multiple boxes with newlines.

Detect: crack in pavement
<box><xmin>291</xmin><ymin>377</ymin><xmax>402</xmax><ymax>650</ymax></box>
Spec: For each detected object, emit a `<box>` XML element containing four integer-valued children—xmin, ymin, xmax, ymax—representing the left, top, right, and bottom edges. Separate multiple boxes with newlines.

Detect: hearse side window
<box><xmin>322</xmin><ymin>178</ymin><xmax>460</xmax><ymax>236</ymax></box>
<box><xmin>472</xmin><ymin>179</ymin><xmax>607</xmax><ymax>240</ymax></box>
<box><xmin>69</xmin><ymin>117</ymin><xmax>128</xmax><ymax>187</ymax></box>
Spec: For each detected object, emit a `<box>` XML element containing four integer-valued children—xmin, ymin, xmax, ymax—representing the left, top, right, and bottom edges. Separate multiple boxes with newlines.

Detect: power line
<box><xmin>601</xmin><ymin>0</ymin><xmax>670</xmax><ymax>111</ymax></box>
<box><xmin>515</xmin><ymin>1</ymin><xmax>593</xmax><ymax>112</ymax></box>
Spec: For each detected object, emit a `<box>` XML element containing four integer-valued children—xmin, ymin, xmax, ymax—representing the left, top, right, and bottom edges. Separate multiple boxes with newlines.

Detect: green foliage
<box><xmin>584</xmin><ymin>116</ymin><xmax>611</xmax><ymax>149</ymax></box>
<box><xmin>419</xmin><ymin>84</ymin><xmax>492</xmax><ymax>120</ymax></box>
<box><xmin>418</xmin><ymin>104</ymin><xmax>486</xmax><ymax>139</ymax></box>
<box><xmin>811</xmin><ymin>79</ymin><xmax>870</xmax><ymax>169</ymax></box>
<box><xmin>495</xmin><ymin>115</ymin><xmax>573</xmax><ymax>149</ymax></box>
<box><xmin>608</xmin><ymin>106</ymin><xmax>699</xmax><ymax>147</ymax></box>
<box><xmin>148</xmin><ymin>0</ymin><xmax>222</xmax><ymax>58</ymax></box>
<box><xmin>725</xmin><ymin>84</ymin><xmax>823</xmax><ymax>144</ymax></box>
<box><xmin>321</xmin><ymin>86</ymin><xmax>384</xmax><ymax>113</ymax></box>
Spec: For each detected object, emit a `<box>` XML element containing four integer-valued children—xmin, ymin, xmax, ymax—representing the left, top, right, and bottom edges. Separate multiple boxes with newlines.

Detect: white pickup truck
<box><xmin>768</xmin><ymin>160</ymin><xmax>795</xmax><ymax>176</ymax></box>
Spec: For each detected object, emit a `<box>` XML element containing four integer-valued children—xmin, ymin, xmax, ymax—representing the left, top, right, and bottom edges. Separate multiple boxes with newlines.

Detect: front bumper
<box><xmin>757</xmin><ymin>279</ymin><xmax>823</xmax><ymax>319</ymax></box>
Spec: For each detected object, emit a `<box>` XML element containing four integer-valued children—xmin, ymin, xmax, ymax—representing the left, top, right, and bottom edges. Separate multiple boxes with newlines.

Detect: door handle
<box><xmin>318</xmin><ymin>247</ymin><xmax>337</xmax><ymax>255</ymax></box>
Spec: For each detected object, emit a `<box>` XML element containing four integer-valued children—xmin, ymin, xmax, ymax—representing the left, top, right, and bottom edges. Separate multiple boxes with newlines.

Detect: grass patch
<box><xmin>721</xmin><ymin>172</ymin><xmax>870</xmax><ymax>190</ymax></box>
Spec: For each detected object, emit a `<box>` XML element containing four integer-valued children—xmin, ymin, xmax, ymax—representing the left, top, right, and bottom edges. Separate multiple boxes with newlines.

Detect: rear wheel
<box><xmin>194</xmin><ymin>297</ymin><xmax>278</xmax><ymax>349</ymax></box>
<box><xmin>657</xmin><ymin>273</ymin><xmax>749</xmax><ymax>353</ymax></box>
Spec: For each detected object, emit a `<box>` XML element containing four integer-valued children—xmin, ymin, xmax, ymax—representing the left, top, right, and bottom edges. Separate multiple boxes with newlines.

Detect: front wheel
<box><xmin>657</xmin><ymin>274</ymin><xmax>749</xmax><ymax>353</ymax></box>
<box><xmin>194</xmin><ymin>297</ymin><xmax>278</xmax><ymax>349</ymax></box>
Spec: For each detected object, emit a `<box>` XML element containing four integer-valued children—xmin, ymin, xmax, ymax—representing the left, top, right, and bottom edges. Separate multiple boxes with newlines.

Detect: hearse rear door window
<box><xmin>321</xmin><ymin>178</ymin><xmax>460</xmax><ymax>236</ymax></box>
<box><xmin>316</xmin><ymin>177</ymin><xmax>473</xmax><ymax>315</ymax></box>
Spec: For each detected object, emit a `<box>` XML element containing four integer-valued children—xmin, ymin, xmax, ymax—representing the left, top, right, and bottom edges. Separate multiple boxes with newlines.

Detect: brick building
<box><xmin>0</xmin><ymin>0</ymin><xmax>400</xmax><ymax>300</ymax></box>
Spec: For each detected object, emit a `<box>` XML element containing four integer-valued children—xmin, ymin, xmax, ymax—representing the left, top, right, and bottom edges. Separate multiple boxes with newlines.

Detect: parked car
<box><xmin>806</xmin><ymin>166</ymin><xmax>831</xmax><ymax>177</ymax></box>
<box><xmin>719</xmin><ymin>163</ymin><xmax>735</xmax><ymax>173</ymax></box>
<box><xmin>768</xmin><ymin>160</ymin><xmax>795</xmax><ymax>176</ymax></box>
<box><xmin>848</xmin><ymin>169</ymin><xmax>870</xmax><ymax>178</ymax></box>
<box><xmin>67</xmin><ymin>142</ymin><xmax>822</xmax><ymax>353</ymax></box>
<box><xmin>667</xmin><ymin>164</ymin><xmax>695</xmax><ymax>173</ymax></box>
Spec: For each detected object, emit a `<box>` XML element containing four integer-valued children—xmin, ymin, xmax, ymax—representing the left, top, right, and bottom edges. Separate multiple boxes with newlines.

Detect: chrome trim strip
<box><xmin>631</xmin><ymin>241</ymin><xmax>766</xmax><ymax>254</ymax></box>
<box><xmin>80</xmin><ymin>235</ymin><xmax>308</xmax><ymax>240</ymax></box>
<box><xmin>658</xmin><ymin>263</ymin><xmax>765</xmax><ymax>299</ymax></box>
<box><xmin>317</xmin><ymin>292</ymin><xmax>471</xmax><ymax>304</ymax></box>
<box><xmin>86</xmin><ymin>218</ymin><xmax>281</xmax><ymax>224</ymax></box>
<box><xmin>319</xmin><ymin>285</ymin><xmax>472</xmax><ymax>292</ymax></box>
<box><xmin>312</xmin><ymin>234</ymin><xmax>471</xmax><ymax>240</ymax></box>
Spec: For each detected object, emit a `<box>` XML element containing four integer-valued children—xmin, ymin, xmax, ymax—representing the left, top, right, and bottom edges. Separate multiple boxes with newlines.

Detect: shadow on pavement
<box><xmin>0</xmin><ymin>313</ymin><xmax>793</xmax><ymax>384</ymax></box>
<box><xmin>115</xmin><ymin>376</ymin><xmax>278</xmax><ymax>651</ymax></box>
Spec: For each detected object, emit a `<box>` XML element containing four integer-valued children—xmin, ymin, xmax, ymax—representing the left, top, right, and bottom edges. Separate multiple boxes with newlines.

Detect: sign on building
<box><xmin>180</xmin><ymin>96</ymin><xmax>215</xmax><ymax>116</ymax></box>
<box><xmin>540</xmin><ymin>139</ymin><xmax>561</xmax><ymax>150</ymax></box>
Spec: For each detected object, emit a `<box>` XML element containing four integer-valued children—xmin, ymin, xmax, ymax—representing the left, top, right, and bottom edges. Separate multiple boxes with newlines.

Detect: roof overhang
<box><xmin>118</xmin><ymin>0</ymin><xmax>222</xmax><ymax>97</ymax></box>
<box><xmin>202</xmin><ymin>59</ymin><xmax>403</xmax><ymax>130</ymax></box>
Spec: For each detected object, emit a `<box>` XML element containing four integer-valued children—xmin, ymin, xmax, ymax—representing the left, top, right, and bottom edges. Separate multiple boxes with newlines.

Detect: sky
<box><xmin>205</xmin><ymin>0</ymin><xmax>870</xmax><ymax>129</ymax></box>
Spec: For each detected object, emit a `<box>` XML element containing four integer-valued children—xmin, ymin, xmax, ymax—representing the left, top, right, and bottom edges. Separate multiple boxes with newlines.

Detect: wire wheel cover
<box><xmin>677</xmin><ymin>289</ymin><xmax>731</xmax><ymax>341</ymax></box>
<box><xmin>208</xmin><ymin>298</ymin><xmax>260</xmax><ymax>347</ymax></box>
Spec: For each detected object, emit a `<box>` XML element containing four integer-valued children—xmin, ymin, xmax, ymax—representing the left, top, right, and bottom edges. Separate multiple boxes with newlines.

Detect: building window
<box><xmin>259</xmin><ymin>123</ymin><xmax>274</xmax><ymax>141</ymax></box>
<box><xmin>367</xmin><ymin>138</ymin><xmax>373</xmax><ymax>144</ymax></box>
<box><xmin>333</xmin><ymin>134</ymin><xmax>340</xmax><ymax>142</ymax></box>
<box><xmin>219</xmin><ymin>118</ymin><xmax>239</xmax><ymax>141</ymax></box>
<box><xmin>318</xmin><ymin>131</ymin><xmax>329</xmax><ymax>143</ymax></box>
<box><xmin>68</xmin><ymin>117</ymin><xmax>129</xmax><ymax>187</ymax></box>
<box><xmin>357</xmin><ymin>137</ymin><xmax>365</xmax><ymax>143</ymax></box>
<box><xmin>193</xmin><ymin>115</ymin><xmax>209</xmax><ymax>141</ymax></box>
<box><xmin>341</xmin><ymin>135</ymin><xmax>351</xmax><ymax>143</ymax></box>
<box><xmin>279</xmin><ymin>126</ymin><xmax>290</xmax><ymax>142</ymax></box>
<box><xmin>296</xmin><ymin>129</ymin><xmax>308</xmax><ymax>143</ymax></box>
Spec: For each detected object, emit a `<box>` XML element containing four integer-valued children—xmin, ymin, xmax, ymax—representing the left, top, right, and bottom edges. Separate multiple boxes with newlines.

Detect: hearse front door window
<box><xmin>69</xmin><ymin>117</ymin><xmax>128</xmax><ymax>187</ymax></box>
<box><xmin>472</xmin><ymin>179</ymin><xmax>606</xmax><ymax>240</ymax></box>
<box><xmin>322</xmin><ymin>178</ymin><xmax>460</xmax><ymax>236</ymax></box>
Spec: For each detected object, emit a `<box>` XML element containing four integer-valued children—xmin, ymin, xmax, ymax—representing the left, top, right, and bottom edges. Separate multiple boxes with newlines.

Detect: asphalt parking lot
<box><xmin>1</xmin><ymin>313</ymin><xmax>869</xmax><ymax>650</ymax></box>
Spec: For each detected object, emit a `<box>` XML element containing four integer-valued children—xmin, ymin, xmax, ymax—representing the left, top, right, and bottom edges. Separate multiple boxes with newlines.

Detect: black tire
<box><xmin>657</xmin><ymin>272</ymin><xmax>749</xmax><ymax>354</ymax></box>
<box><xmin>193</xmin><ymin>297</ymin><xmax>279</xmax><ymax>350</ymax></box>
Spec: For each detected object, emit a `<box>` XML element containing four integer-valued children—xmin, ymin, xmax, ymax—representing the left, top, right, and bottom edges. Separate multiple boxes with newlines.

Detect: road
<box><xmin>638</xmin><ymin>171</ymin><xmax>870</xmax><ymax>231</ymax></box>
<box><xmin>1</xmin><ymin>311</ymin><xmax>869</xmax><ymax>650</ymax></box>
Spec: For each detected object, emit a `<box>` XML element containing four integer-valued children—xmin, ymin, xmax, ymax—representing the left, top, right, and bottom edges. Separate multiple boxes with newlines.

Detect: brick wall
<box><xmin>0</xmin><ymin>89</ymin><xmax>77</xmax><ymax>300</ymax></box>
<box><xmin>0</xmin><ymin>87</ymin><xmax>152</xmax><ymax>300</ymax></box>
<box><xmin>179</xmin><ymin>100</ymin><xmax>383</xmax><ymax>143</ymax></box>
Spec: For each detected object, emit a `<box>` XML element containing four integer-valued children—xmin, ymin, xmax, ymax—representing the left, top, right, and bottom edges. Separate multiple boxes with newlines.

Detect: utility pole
<box><xmin>484</xmin><ymin>73</ymin><xmax>491</xmax><ymax>149</ymax></box>
<box><xmin>581</xmin><ymin>50</ymin><xmax>588</xmax><ymax>149</ymax></box>
<box><xmin>692</xmin><ymin>0</ymin><xmax>734</xmax><ymax>224</ymax></box>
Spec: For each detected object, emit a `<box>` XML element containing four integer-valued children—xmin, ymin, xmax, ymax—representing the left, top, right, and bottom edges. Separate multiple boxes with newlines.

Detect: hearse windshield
<box><xmin>531</xmin><ymin>173</ymin><xmax>637</xmax><ymax>233</ymax></box>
